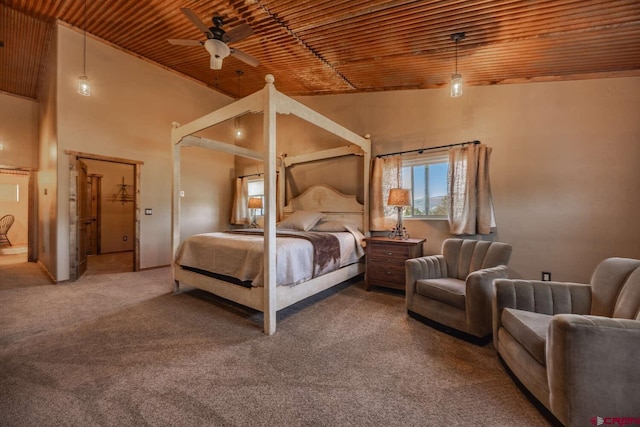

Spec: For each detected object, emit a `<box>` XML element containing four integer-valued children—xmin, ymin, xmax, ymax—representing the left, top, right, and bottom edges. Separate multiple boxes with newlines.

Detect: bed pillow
<box><xmin>312</xmin><ymin>220</ymin><xmax>360</xmax><ymax>233</ymax></box>
<box><xmin>277</xmin><ymin>210</ymin><xmax>324</xmax><ymax>231</ymax></box>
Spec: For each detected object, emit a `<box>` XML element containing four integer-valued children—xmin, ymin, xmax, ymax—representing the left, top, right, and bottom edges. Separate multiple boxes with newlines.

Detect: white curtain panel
<box><xmin>448</xmin><ymin>144</ymin><xmax>496</xmax><ymax>235</ymax></box>
<box><xmin>230</xmin><ymin>177</ymin><xmax>250</xmax><ymax>225</ymax></box>
<box><xmin>370</xmin><ymin>156</ymin><xmax>402</xmax><ymax>231</ymax></box>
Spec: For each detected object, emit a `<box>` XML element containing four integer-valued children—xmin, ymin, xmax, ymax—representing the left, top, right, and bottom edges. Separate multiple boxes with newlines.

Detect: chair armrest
<box><xmin>492</xmin><ymin>279</ymin><xmax>591</xmax><ymax>349</ymax></box>
<box><xmin>405</xmin><ymin>255</ymin><xmax>446</xmax><ymax>309</ymax></box>
<box><xmin>465</xmin><ymin>265</ymin><xmax>509</xmax><ymax>338</ymax></box>
<box><xmin>547</xmin><ymin>315</ymin><xmax>640</xmax><ymax>427</ymax></box>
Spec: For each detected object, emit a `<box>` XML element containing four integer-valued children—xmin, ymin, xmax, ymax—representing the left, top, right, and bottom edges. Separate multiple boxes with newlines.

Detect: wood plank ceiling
<box><xmin>1</xmin><ymin>0</ymin><xmax>639</xmax><ymax>100</ymax></box>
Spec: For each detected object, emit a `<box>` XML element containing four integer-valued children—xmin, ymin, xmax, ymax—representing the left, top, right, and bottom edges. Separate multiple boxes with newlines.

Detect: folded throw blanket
<box><xmin>227</xmin><ymin>230</ymin><xmax>341</xmax><ymax>278</ymax></box>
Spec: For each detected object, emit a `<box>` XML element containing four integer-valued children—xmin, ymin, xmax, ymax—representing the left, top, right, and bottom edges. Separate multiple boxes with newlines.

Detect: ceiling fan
<box><xmin>168</xmin><ymin>8</ymin><xmax>259</xmax><ymax>70</ymax></box>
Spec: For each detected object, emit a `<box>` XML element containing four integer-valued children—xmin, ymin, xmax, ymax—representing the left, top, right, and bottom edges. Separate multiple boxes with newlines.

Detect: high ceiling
<box><xmin>1</xmin><ymin>0</ymin><xmax>639</xmax><ymax>100</ymax></box>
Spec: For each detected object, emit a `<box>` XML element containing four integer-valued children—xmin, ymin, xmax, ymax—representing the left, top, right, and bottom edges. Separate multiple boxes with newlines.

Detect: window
<box><xmin>401</xmin><ymin>154</ymin><xmax>449</xmax><ymax>219</ymax></box>
<box><xmin>247</xmin><ymin>179</ymin><xmax>264</xmax><ymax>216</ymax></box>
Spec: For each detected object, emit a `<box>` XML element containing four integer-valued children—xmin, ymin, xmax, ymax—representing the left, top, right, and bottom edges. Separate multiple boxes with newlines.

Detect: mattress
<box><xmin>175</xmin><ymin>229</ymin><xmax>365</xmax><ymax>287</ymax></box>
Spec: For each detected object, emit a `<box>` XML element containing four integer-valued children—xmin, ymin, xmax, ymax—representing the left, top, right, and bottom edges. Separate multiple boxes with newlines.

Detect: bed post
<box><xmin>171</xmin><ymin>121</ymin><xmax>181</xmax><ymax>292</ymax></box>
<box><xmin>363</xmin><ymin>134</ymin><xmax>371</xmax><ymax>236</ymax></box>
<box><xmin>263</xmin><ymin>75</ymin><xmax>278</xmax><ymax>335</ymax></box>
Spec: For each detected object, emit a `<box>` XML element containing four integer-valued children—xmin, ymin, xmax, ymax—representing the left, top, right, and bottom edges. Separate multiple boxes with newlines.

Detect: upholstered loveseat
<box><xmin>493</xmin><ymin>257</ymin><xmax>640</xmax><ymax>427</ymax></box>
<box><xmin>406</xmin><ymin>238</ymin><xmax>512</xmax><ymax>343</ymax></box>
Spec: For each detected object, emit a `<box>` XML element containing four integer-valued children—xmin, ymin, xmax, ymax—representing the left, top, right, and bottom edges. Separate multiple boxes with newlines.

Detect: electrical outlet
<box><xmin>542</xmin><ymin>272</ymin><xmax>551</xmax><ymax>281</ymax></box>
<box><xmin>145</xmin><ymin>208</ymin><xmax>152</xmax><ymax>215</ymax></box>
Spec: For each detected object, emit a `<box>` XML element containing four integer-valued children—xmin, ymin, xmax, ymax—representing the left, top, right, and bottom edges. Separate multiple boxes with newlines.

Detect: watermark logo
<box><xmin>590</xmin><ymin>417</ymin><xmax>640</xmax><ymax>426</ymax></box>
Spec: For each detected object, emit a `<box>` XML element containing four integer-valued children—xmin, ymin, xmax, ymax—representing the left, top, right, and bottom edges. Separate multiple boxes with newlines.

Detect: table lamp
<box><xmin>387</xmin><ymin>188</ymin><xmax>411</xmax><ymax>239</ymax></box>
<box><xmin>248</xmin><ymin>197</ymin><xmax>263</xmax><ymax>228</ymax></box>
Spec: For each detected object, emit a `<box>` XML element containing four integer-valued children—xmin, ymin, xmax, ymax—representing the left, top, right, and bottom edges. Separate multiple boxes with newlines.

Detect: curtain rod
<box><xmin>377</xmin><ymin>140</ymin><xmax>480</xmax><ymax>158</ymax></box>
<box><xmin>239</xmin><ymin>172</ymin><xmax>263</xmax><ymax>179</ymax></box>
<box><xmin>238</xmin><ymin>171</ymin><xmax>280</xmax><ymax>179</ymax></box>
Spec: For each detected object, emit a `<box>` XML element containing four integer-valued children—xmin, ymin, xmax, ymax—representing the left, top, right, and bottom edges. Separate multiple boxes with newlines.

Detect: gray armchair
<box><xmin>493</xmin><ymin>257</ymin><xmax>640</xmax><ymax>427</ymax></box>
<box><xmin>406</xmin><ymin>238</ymin><xmax>512</xmax><ymax>344</ymax></box>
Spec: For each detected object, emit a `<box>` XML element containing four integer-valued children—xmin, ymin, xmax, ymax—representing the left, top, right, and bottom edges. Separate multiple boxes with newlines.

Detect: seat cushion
<box><xmin>415</xmin><ymin>278</ymin><xmax>466</xmax><ymax>310</ymax></box>
<box><xmin>501</xmin><ymin>308</ymin><xmax>552</xmax><ymax>366</ymax></box>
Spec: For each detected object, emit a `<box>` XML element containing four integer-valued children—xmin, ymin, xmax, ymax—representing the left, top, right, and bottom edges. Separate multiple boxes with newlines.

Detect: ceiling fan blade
<box><xmin>224</xmin><ymin>24</ymin><xmax>253</xmax><ymax>43</ymax></box>
<box><xmin>168</xmin><ymin>39</ymin><xmax>203</xmax><ymax>46</ymax></box>
<box><xmin>180</xmin><ymin>8</ymin><xmax>213</xmax><ymax>38</ymax></box>
<box><xmin>230</xmin><ymin>48</ymin><xmax>259</xmax><ymax>67</ymax></box>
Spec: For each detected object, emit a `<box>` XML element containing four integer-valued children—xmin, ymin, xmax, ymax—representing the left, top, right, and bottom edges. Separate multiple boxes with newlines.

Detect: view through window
<box><xmin>401</xmin><ymin>154</ymin><xmax>449</xmax><ymax>218</ymax></box>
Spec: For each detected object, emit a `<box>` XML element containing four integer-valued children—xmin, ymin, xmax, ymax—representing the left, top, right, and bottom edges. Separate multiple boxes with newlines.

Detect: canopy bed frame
<box><xmin>171</xmin><ymin>75</ymin><xmax>371</xmax><ymax>335</ymax></box>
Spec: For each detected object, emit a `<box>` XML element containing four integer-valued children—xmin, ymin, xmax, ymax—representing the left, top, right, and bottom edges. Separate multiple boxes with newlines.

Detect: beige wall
<box><xmin>0</xmin><ymin>94</ymin><xmax>38</xmax><ymax>170</ymax></box>
<box><xmin>49</xmin><ymin>24</ymin><xmax>234</xmax><ymax>280</ymax></box>
<box><xmin>38</xmin><ymin>27</ymin><xmax>59</xmax><ymax>277</ymax></box>
<box><xmin>284</xmin><ymin>77</ymin><xmax>640</xmax><ymax>283</ymax></box>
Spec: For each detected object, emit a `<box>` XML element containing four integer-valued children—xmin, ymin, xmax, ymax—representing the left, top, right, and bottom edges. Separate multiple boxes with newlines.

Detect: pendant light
<box><xmin>234</xmin><ymin>70</ymin><xmax>244</xmax><ymax>140</ymax></box>
<box><xmin>77</xmin><ymin>0</ymin><xmax>90</xmax><ymax>96</ymax></box>
<box><xmin>450</xmin><ymin>32</ymin><xmax>465</xmax><ymax>98</ymax></box>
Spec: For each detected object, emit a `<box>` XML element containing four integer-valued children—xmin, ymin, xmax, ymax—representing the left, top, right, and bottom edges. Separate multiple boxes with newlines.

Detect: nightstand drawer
<box><xmin>363</xmin><ymin>237</ymin><xmax>425</xmax><ymax>291</ymax></box>
<box><xmin>368</xmin><ymin>243</ymin><xmax>412</xmax><ymax>260</ymax></box>
<box><xmin>367</xmin><ymin>263</ymin><xmax>405</xmax><ymax>284</ymax></box>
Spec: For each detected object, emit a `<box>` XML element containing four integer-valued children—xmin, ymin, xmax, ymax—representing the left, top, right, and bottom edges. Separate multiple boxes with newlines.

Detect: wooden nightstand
<box><xmin>363</xmin><ymin>236</ymin><xmax>425</xmax><ymax>291</ymax></box>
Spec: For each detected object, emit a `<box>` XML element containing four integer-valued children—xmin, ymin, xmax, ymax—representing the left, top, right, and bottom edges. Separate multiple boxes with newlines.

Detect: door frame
<box><xmin>66</xmin><ymin>151</ymin><xmax>143</xmax><ymax>281</ymax></box>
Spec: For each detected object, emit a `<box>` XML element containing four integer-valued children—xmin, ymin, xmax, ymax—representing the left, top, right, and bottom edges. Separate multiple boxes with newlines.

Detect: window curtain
<box><xmin>370</xmin><ymin>156</ymin><xmax>402</xmax><ymax>231</ymax></box>
<box><xmin>230</xmin><ymin>173</ymin><xmax>281</xmax><ymax>226</ymax></box>
<box><xmin>230</xmin><ymin>177</ymin><xmax>249</xmax><ymax>225</ymax></box>
<box><xmin>448</xmin><ymin>144</ymin><xmax>496</xmax><ymax>235</ymax></box>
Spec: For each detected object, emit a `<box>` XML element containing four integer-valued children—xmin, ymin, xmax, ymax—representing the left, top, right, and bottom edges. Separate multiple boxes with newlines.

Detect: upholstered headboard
<box><xmin>282</xmin><ymin>184</ymin><xmax>364</xmax><ymax>230</ymax></box>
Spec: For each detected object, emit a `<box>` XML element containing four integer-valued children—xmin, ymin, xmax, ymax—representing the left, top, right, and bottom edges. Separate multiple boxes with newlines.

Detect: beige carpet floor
<box><xmin>0</xmin><ymin>264</ymin><xmax>550</xmax><ymax>426</ymax></box>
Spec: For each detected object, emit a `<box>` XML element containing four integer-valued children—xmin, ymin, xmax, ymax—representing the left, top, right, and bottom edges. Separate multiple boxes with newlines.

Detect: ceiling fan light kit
<box><xmin>204</xmin><ymin>39</ymin><xmax>230</xmax><ymax>70</ymax></box>
<box><xmin>168</xmin><ymin>8</ymin><xmax>259</xmax><ymax>71</ymax></box>
<box><xmin>450</xmin><ymin>32</ymin><xmax>465</xmax><ymax>97</ymax></box>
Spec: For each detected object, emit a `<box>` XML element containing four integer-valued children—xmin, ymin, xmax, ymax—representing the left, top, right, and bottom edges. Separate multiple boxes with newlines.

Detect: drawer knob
<box><xmin>385</xmin><ymin>271</ymin><xmax>392</xmax><ymax>275</ymax></box>
<box><xmin>384</xmin><ymin>251</ymin><xmax>393</xmax><ymax>255</ymax></box>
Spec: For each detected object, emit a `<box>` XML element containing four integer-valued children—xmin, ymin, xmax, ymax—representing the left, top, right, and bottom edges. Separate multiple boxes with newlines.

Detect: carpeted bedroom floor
<box><xmin>0</xmin><ymin>263</ymin><xmax>550</xmax><ymax>426</ymax></box>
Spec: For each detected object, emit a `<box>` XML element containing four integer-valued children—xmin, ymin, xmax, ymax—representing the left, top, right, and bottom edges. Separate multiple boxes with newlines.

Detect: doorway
<box><xmin>0</xmin><ymin>168</ymin><xmax>34</xmax><ymax>266</ymax></box>
<box><xmin>67</xmin><ymin>151</ymin><xmax>143</xmax><ymax>281</ymax></box>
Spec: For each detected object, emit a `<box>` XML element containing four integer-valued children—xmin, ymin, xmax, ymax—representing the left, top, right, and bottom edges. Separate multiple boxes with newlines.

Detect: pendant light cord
<box><xmin>83</xmin><ymin>0</ymin><xmax>87</xmax><ymax>75</ymax></box>
<box><xmin>451</xmin><ymin>32</ymin><xmax>465</xmax><ymax>75</ymax></box>
<box><xmin>455</xmin><ymin>39</ymin><xmax>458</xmax><ymax>74</ymax></box>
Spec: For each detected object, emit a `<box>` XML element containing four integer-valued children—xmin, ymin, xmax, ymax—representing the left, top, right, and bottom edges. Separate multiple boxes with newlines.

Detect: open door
<box><xmin>76</xmin><ymin>159</ymin><xmax>91</xmax><ymax>278</ymax></box>
<box><xmin>87</xmin><ymin>174</ymin><xmax>102</xmax><ymax>256</ymax></box>
<box><xmin>68</xmin><ymin>151</ymin><xmax>142</xmax><ymax>281</ymax></box>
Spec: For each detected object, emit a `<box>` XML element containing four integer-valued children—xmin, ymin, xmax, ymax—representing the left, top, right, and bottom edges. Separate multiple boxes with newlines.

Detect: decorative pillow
<box><xmin>312</xmin><ymin>220</ymin><xmax>360</xmax><ymax>232</ymax></box>
<box><xmin>277</xmin><ymin>210</ymin><xmax>323</xmax><ymax>231</ymax></box>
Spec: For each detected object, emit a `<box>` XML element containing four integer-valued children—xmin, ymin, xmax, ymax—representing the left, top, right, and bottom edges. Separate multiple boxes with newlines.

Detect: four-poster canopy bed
<box><xmin>171</xmin><ymin>75</ymin><xmax>371</xmax><ymax>335</ymax></box>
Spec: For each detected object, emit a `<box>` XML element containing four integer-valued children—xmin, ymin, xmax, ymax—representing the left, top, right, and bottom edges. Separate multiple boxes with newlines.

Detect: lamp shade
<box><xmin>387</xmin><ymin>188</ymin><xmax>411</xmax><ymax>207</ymax></box>
<box><xmin>248</xmin><ymin>197</ymin><xmax>263</xmax><ymax>209</ymax></box>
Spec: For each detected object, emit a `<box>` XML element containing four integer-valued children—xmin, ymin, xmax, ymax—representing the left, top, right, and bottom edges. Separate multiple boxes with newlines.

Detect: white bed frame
<box><xmin>171</xmin><ymin>75</ymin><xmax>371</xmax><ymax>335</ymax></box>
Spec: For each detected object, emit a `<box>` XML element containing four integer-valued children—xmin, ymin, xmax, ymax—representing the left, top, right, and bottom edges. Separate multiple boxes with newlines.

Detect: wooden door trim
<box><xmin>67</xmin><ymin>152</ymin><xmax>143</xmax><ymax>281</ymax></box>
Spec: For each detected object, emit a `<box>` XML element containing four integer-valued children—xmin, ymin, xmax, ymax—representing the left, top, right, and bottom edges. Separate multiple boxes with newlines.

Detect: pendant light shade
<box><xmin>450</xmin><ymin>32</ymin><xmax>465</xmax><ymax>98</ymax></box>
<box><xmin>450</xmin><ymin>73</ymin><xmax>462</xmax><ymax>97</ymax></box>
<box><xmin>78</xmin><ymin>75</ymin><xmax>90</xmax><ymax>96</ymax></box>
